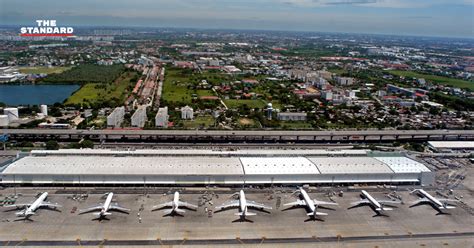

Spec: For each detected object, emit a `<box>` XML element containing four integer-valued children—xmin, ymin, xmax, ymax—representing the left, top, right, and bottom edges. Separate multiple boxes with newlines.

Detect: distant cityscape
<box><xmin>0</xmin><ymin>27</ymin><xmax>472</xmax><ymax>133</ymax></box>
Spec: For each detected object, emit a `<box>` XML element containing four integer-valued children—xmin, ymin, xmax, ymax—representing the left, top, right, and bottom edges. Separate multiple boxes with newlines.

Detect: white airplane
<box><xmin>79</xmin><ymin>192</ymin><xmax>130</xmax><ymax>218</ymax></box>
<box><xmin>151</xmin><ymin>191</ymin><xmax>198</xmax><ymax>215</ymax></box>
<box><xmin>215</xmin><ymin>190</ymin><xmax>272</xmax><ymax>219</ymax></box>
<box><xmin>4</xmin><ymin>192</ymin><xmax>61</xmax><ymax>218</ymax></box>
<box><xmin>410</xmin><ymin>189</ymin><xmax>457</xmax><ymax>211</ymax></box>
<box><xmin>284</xmin><ymin>188</ymin><xmax>338</xmax><ymax>217</ymax></box>
<box><xmin>351</xmin><ymin>190</ymin><xmax>401</xmax><ymax>212</ymax></box>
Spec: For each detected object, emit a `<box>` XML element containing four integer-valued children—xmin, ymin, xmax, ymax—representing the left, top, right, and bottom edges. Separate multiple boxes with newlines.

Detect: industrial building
<box><xmin>427</xmin><ymin>141</ymin><xmax>474</xmax><ymax>152</ymax></box>
<box><xmin>0</xmin><ymin>149</ymin><xmax>434</xmax><ymax>186</ymax></box>
<box><xmin>106</xmin><ymin>107</ymin><xmax>125</xmax><ymax>128</ymax></box>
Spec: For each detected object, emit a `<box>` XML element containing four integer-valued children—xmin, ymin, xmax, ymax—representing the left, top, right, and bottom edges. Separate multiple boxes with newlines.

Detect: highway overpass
<box><xmin>1</xmin><ymin>129</ymin><xmax>473</xmax><ymax>144</ymax></box>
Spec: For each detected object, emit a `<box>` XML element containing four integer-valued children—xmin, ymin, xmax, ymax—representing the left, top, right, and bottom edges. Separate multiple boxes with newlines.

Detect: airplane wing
<box><xmin>438</xmin><ymin>198</ymin><xmax>458</xmax><ymax>203</ymax></box>
<box><xmin>110</xmin><ymin>203</ymin><xmax>130</xmax><ymax>212</ymax></box>
<box><xmin>40</xmin><ymin>202</ymin><xmax>62</xmax><ymax>208</ymax></box>
<box><xmin>215</xmin><ymin>200</ymin><xmax>240</xmax><ymax>211</ymax></box>
<box><xmin>79</xmin><ymin>204</ymin><xmax>103</xmax><ymax>214</ymax></box>
<box><xmin>3</xmin><ymin>203</ymin><xmax>32</xmax><ymax>208</ymax></box>
<box><xmin>351</xmin><ymin>199</ymin><xmax>370</xmax><ymax>205</ymax></box>
<box><xmin>313</xmin><ymin>199</ymin><xmax>339</xmax><ymax>206</ymax></box>
<box><xmin>178</xmin><ymin>201</ymin><xmax>198</xmax><ymax>209</ymax></box>
<box><xmin>283</xmin><ymin>199</ymin><xmax>306</xmax><ymax>207</ymax></box>
<box><xmin>151</xmin><ymin>201</ymin><xmax>173</xmax><ymax>211</ymax></box>
<box><xmin>246</xmin><ymin>200</ymin><xmax>272</xmax><ymax>210</ymax></box>
<box><xmin>410</xmin><ymin>198</ymin><xmax>430</xmax><ymax>206</ymax></box>
<box><xmin>378</xmin><ymin>200</ymin><xmax>402</xmax><ymax>204</ymax></box>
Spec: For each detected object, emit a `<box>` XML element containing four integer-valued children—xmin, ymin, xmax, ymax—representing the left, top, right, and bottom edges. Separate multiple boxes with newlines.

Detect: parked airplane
<box><xmin>151</xmin><ymin>191</ymin><xmax>198</xmax><ymax>215</ymax></box>
<box><xmin>215</xmin><ymin>190</ymin><xmax>272</xmax><ymax>220</ymax></box>
<box><xmin>284</xmin><ymin>188</ymin><xmax>338</xmax><ymax>217</ymax></box>
<box><xmin>410</xmin><ymin>189</ymin><xmax>457</xmax><ymax>212</ymax></box>
<box><xmin>79</xmin><ymin>192</ymin><xmax>130</xmax><ymax>219</ymax></box>
<box><xmin>350</xmin><ymin>190</ymin><xmax>401</xmax><ymax>212</ymax></box>
<box><xmin>4</xmin><ymin>192</ymin><xmax>61</xmax><ymax>218</ymax></box>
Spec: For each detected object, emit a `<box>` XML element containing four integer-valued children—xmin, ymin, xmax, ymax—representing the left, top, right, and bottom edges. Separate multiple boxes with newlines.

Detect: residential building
<box><xmin>155</xmin><ymin>107</ymin><xmax>169</xmax><ymax>128</ymax></box>
<box><xmin>107</xmin><ymin>107</ymin><xmax>125</xmax><ymax>128</ymax></box>
<box><xmin>131</xmin><ymin>106</ymin><xmax>147</xmax><ymax>128</ymax></box>
<box><xmin>181</xmin><ymin>106</ymin><xmax>194</xmax><ymax>119</ymax></box>
<box><xmin>277</xmin><ymin>112</ymin><xmax>307</xmax><ymax>121</ymax></box>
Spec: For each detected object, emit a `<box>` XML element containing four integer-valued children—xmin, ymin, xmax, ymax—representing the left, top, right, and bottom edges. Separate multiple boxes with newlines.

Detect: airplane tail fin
<box><xmin>15</xmin><ymin>211</ymin><xmax>33</xmax><ymax>217</ymax></box>
<box><xmin>163</xmin><ymin>209</ymin><xmax>174</xmax><ymax>215</ymax></box>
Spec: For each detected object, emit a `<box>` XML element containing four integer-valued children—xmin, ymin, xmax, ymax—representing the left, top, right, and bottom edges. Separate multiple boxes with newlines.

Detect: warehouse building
<box><xmin>1</xmin><ymin>149</ymin><xmax>434</xmax><ymax>186</ymax></box>
<box><xmin>427</xmin><ymin>141</ymin><xmax>474</xmax><ymax>152</ymax></box>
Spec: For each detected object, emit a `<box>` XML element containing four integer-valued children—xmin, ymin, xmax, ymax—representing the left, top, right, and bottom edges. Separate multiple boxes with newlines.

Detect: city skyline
<box><xmin>1</xmin><ymin>0</ymin><xmax>473</xmax><ymax>38</ymax></box>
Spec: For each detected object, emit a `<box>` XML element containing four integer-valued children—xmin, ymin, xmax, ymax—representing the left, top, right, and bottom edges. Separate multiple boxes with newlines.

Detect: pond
<box><xmin>0</xmin><ymin>84</ymin><xmax>80</xmax><ymax>106</ymax></box>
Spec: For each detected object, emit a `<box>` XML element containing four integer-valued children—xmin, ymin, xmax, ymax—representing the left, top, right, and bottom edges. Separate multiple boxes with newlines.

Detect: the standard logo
<box><xmin>20</xmin><ymin>20</ymin><xmax>74</xmax><ymax>37</ymax></box>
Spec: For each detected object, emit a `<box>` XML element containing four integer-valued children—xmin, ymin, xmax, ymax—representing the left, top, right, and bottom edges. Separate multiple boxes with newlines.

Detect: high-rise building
<box><xmin>107</xmin><ymin>107</ymin><xmax>125</xmax><ymax>128</ymax></box>
<box><xmin>336</xmin><ymin>77</ymin><xmax>354</xmax><ymax>86</ymax></box>
<box><xmin>131</xmin><ymin>106</ymin><xmax>147</xmax><ymax>128</ymax></box>
<box><xmin>3</xmin><ymin>108</ymin><xmax>19</xmax><ymax>121</ymax></box>
<box><xmin>0</xmin><ymin>115</ymin><xmax>9</xmax><ymax>127</ymax></box>
<box><xmin>40</xmin><ymin>104</ymin><xmax>48</xmax><ymax>116</ymax></box>
<box><xmin>155</xmin><ymin>107</ymin><xmax>169</xmax><ymax>128</ymax></box>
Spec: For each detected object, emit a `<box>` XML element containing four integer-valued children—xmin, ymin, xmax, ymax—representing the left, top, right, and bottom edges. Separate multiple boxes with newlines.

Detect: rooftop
<box><xmin>307</xmin><ymin>157</ymin><xmax>393</xmax><ymax>174</ymax></box>
<box><xmin>240</xmin><ymin>157</ymin><xmax>320</xmax><ymax>175</ymax></box>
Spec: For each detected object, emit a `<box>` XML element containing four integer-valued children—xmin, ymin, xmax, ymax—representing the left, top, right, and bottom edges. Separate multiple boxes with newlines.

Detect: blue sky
<box><xmin>1</xmin><ymin>0</ymin><xmax>473</xmax><ymax>38</ymax></box>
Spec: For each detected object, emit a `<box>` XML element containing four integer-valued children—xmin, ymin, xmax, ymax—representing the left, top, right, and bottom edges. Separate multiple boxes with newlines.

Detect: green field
<box><xmin>328</xmin><ymin>68</ymin><xmax>346</xmax><ymax>75</ymax></box>
<box><xmin>42</xmin><ymin>64</ymin><xmax>125</xmax><ymax>84</ymax></box>
<box><xmin>162</xmin><ymin>68</ymin><xmax>195</xmax><ymax>105</ymax></box>
<box><xmin>224</xmin><ymin>99</ymin><xmax>268</xmax><ymax>109</ymax></box>
<box><xmin>162</xmin><ymin>68</ymin><xmax>225</xmax><ymax>105</ymax></box>
<box><xmin>65</xmin><ymin>71</ymin><xmax>138</xmax><ymax>107</ymax></box>
<box><xmin>183</xmin><ymin>115</ymin><xmax>215</xmax><ymax>129</ymax></box>
<box><xmin>19</xmin><ymin>66</ymin><xmax>71</xmax><ymax>74</ymax></box>
<box><xmin>388</xmin><ymin>70</ymin><xmax>474</xmax><ymax>90</ymax></box>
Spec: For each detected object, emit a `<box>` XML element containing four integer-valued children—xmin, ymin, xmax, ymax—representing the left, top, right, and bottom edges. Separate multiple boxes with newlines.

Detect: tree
<box><xmin>45</xmin><ymin>140</ymin><xmax>59</xmax><ymax>150</ymax></box>
<box><xmin>80</xmin><ymin>139</ymin><xmax>94</xmax><ymax>149</ymax></box>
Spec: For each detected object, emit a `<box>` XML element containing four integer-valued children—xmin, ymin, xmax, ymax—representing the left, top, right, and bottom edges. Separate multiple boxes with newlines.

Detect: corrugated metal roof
<box><xmin>308</xmin><ymin>157</ymin><xmax>393</xmax><ymax>174</ymax></box>
<box><xmin>30</xmin><ymin>149</ymin><xmax>368</xmax><ymax>157</ymax></box>
<box><xmin>240</xmin><ymin>157</ymin><xmax>319</xmax><ymax>175</ymax></box>
<box><xmin>374</xmin><ymin>157</ymin><xmax>430</xmax><ymax>173</ymax></box>
<box><xmin>427</xmin><ymin>141</ymin><xmax>474</xmax><ymax>149</ymax></box>
<box><xmin>3</xmin><ymin>156</ymin><xmax>244</xmax><ymax>175</ymax></box>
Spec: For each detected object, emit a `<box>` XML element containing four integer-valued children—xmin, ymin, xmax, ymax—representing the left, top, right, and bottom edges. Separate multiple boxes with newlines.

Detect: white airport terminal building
<box><xmin>0</xmin><ymin>149</ymin><xmax>434</xmax><ymax>186</ymax></box>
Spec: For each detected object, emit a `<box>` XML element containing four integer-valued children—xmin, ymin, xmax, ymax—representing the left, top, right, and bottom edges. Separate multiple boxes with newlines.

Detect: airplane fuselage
<box><xmin>22</xmin><ymin>192</ymin><xmax>48</xmax><ymax>216</ymax></box>
<box><xmin>417</xmin><ymin>189</ymin><xmax>444</xmax><ymax>208</ymax></box>
<box><xmin>172</xmin><ymin>191</ymin><xmax>180</xmax><ymax>211</ymax></box>
<box><xmin>300</xmin><ymin>189</ymin><xmax>315</xmax><ymax>213</ymax></box>
<box><xmin>101</xmin><ymin>193</ymin><xmax>113</xmax><ymax>215</ymax></box>
<box><xmin>239</xmin><ymin>190</ymin><xmax>247</xmax><ymax>214</ymax></box>
<box><xmin>362</xmin><ymin>190</ymin><xmax>382</xmax><ymax>209</ymax></box>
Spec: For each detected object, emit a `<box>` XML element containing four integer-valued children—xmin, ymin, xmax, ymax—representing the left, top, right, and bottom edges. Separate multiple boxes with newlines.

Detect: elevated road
<box><xmin>1</xmin><ymin>129</ymin><xmax>473</xmax><ymax>143</ymax></box>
